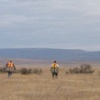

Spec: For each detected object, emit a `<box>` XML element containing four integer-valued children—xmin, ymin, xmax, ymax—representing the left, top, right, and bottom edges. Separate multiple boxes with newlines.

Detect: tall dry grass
<box><xmin>0</xmin><ymin>67</ymin><xmax>100</xmax><ymax>100</ymax></box>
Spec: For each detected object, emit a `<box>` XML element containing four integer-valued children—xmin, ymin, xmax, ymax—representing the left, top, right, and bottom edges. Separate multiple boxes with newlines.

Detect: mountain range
<box><xmin>0</xmin><ymin>48</ymin><xmax>100</xmax><ymax>61</ymax></box>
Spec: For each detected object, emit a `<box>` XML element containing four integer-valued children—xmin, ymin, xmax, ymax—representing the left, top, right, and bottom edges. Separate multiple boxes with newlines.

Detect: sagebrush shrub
<box><xmin>69</xmin><ymin>64</ymin><xmax>94</xmax><ymax>74</ymax></box>
<box><xmin>20</xmin><ymin>68</ymin><xmax>42</xmax><ymax>75</ymax></box>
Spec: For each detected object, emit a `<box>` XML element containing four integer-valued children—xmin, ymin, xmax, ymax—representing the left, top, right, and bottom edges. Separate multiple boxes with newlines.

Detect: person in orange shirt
<box><xmin>50</xmin><ymin>61</ymin><xmax>59</xmax><ymax>78</ymax></box>
<box><xmin>6</xmin><ymin>61</ymin><xmax>16</xmax><ymax>77</ymax></box>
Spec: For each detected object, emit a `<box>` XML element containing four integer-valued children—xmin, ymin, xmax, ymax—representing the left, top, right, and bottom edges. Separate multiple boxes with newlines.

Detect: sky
<box><xmin>0</xmin><ymin>0</ymin><xmax>100</xmax><ymax>51</ymax></box>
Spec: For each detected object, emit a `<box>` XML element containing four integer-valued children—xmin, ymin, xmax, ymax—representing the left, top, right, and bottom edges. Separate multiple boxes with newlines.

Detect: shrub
<box><xmin>69</xmin><ymin>64</ymin><xmax>94</xmax><ymax>74</ymax></box>
<box><xmin>80</xmin><ymin>64</ymin><xmax>94</xmax><ymax>73</ymax></box>
<box><xmin>20</xmin><ymin>68</ymin><xmax>42</xmax><ymax>75</ymax></box>
<box><xmin>0</xmin><ymin>67</ymin><xmax>7</xmax><ymax>73</ymax></box>
<box><xmin>65</xmin><ymin>71</ymin><xmax>69</xmax><ymax>74</ymax></box>
<box><xmin>33</xmin><ymin>68</ymin><xmax>42</xmax><ymax>74</ymax></box>
<box><xmin>20</xmin><ymin>68</ymin><xmax>32</xmax><ymax>75</ymax></box>
<box><xmin>0</xmin><ymin>66</ymin><xmax>43</xmax><ymax>75</ymax></box>
<box><xmin>0</xmin><ymin>67</ymin><xmax>18</xmax><ymax>73</ymax></box>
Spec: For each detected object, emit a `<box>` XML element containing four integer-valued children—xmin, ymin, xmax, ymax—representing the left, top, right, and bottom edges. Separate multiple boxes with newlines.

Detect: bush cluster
<box><xmin>33</xmin><ymin>68</ymin><xmax>42</xmax><ymax>74</ymax></box>
<box><xmin>69</xmin><ymin>64</ymin><xmax>94</xmax><ymax>74</ymax></box>
<box><xmin>20</xmin><ymin>68</ymin><xmax>32</xmax><ymax>74</ymax></box>
<box><xmin>0</xmin><ymin>67</ymin><xmax>42</xmax><ymax>75</ymax></box>
<box><xmin>20</xmin><ymin>68</ymin><xmax>42</xmax><ymax>75</ymax></box>
<box><xmin>0</xmin><ymin>67</ymin><xmax>7</xmax><ymax>73</ymax></box>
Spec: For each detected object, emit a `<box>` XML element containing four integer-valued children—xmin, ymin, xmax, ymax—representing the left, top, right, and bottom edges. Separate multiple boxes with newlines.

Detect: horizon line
<box><xmin>0</xmin><ymin>47</ymin><xmax>99</xmax><ymax>52</ymax></box>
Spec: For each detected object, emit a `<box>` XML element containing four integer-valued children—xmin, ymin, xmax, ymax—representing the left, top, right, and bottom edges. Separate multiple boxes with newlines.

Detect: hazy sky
<box><xmin>0</xmin><ymin>0</ymin><xmax>100</xmax><ymax>51</ymax></box>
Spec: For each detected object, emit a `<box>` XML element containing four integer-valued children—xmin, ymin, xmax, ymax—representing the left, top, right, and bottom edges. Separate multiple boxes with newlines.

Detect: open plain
<box><xmin>0</xmin><ymin>60</ymin><xmax>100</xmax><ymax>100</ymax></box>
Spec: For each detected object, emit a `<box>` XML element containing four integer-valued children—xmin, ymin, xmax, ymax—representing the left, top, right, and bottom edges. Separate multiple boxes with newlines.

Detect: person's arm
<box><xmin>57</xmin><ymin>64</ymin><xmax>59</xmax><ymax>67</ymax></box>
<box><xmin>57</xmin><ymin>64</ymin><xmax>59</xmax><ymax>72</ymax></box>
<box><xmin>6</xmin><ymin>63</ymin><xmax>8</xmax><ymax>68</ymax></box>
<box><xmin>50</xmin><ymin>64</ymin><xmax>53</xmax><ymax>72</ymax></box>
<box><xmin>13</xmin><ymin>64</ymin><xmax>16</xmax><ymax>70</ymax></box>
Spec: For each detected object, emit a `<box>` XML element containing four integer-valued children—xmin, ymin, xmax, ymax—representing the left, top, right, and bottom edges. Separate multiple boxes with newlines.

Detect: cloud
<box><xmin>0</xmin><ymin>0</ymin><xmax>100</xmax><ymax>50</ymax></box>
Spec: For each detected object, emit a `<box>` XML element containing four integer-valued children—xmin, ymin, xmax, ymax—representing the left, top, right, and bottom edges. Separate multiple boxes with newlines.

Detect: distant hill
<box><xmin>0</xmin><ymin>48</ymin><xmax>100</xmax><ymax>61</ymax></box>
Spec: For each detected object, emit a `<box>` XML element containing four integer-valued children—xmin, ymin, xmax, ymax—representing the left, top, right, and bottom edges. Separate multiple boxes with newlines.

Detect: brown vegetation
<box><xmin>69</xmin><ymin>64</ymin><xmax>94</xmax><ymax>74</ymax></box>
<box><xmin>20</xmin><ymin>68</ymin><xmax>42</xmax><ymax>75</ymax></box>
<box><xmin>0</xmin><ymin>66</ymin><xmax>100</xmax><ymax>100</ymax></box>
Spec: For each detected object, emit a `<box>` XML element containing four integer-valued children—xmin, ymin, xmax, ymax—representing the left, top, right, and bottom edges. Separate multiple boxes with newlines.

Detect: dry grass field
<box><xmin>0</xmin><ymin>61</ymin><xmax>100</xmax><ymax>100</ymax></box>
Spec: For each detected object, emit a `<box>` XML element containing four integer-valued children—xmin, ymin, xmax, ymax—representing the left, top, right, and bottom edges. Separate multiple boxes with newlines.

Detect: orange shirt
<box><xmin>7</xmin><ymin>62</ymin><xmax>14</xmax><ymax>68</ymax></box>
